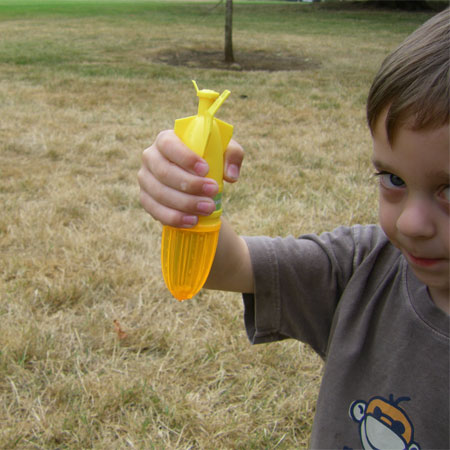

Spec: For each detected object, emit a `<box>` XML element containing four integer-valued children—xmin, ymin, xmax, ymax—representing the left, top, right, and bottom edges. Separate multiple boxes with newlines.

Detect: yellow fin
<box><xmin>215</xmin><ymin>119</ymin><xmax>234</xmax><ymax>151</ymax></box>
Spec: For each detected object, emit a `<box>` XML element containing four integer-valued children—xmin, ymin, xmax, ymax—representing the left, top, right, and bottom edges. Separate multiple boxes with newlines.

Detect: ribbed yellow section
<box><xmin>161</xmin><ymin>223</ymin><xmax>221</xmax><ymax>301</ymax></box>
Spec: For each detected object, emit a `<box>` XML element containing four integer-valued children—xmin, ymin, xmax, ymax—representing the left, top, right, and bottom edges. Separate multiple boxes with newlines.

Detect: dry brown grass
<box><xmin>0</xmin><ymin>1</ymin><xmax>433</xmax><ymax>448</ymax></box>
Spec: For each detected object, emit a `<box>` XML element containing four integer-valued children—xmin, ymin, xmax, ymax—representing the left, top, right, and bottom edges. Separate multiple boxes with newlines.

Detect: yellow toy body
<box><xmin>161</xmin><ymin>81</ymin><xmax>233</xmax><ymax>300</ymax></box>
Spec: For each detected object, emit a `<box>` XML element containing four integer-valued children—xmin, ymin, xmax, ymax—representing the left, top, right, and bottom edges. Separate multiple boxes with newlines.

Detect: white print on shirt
<box><xmin>348</xmin><ymin>394</ymin><xmax>420</xmax><ymax>450</ymax></box>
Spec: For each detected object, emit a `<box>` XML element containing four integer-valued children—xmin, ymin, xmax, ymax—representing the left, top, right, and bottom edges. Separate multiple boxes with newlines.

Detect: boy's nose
<box><xmin>396</xmin><ymin>195</ymin><xmax>436</xmax><ymax>239</ymax></box>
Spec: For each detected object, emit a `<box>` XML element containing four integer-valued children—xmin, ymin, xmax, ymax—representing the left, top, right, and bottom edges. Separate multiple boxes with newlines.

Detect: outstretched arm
<box><xmin>205</xmin><ymin>218</ymin><xmax>253</xmax><ymax>294</ymax></box>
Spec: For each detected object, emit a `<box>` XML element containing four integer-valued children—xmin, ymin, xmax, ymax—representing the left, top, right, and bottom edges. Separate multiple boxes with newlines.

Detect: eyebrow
<box><xmin>371</xmin><ymin>159</ymin><xmax>390</xmax><ymax>171</ymax></box>
<box><xmin>371</xmin><ymin>159</ymin><xmax>450</xmax><ymax>181</ymax></box>
<box><xmin>371</xmin><ymin>159</ymin><xmax>399</xmax><ymax>175</ymax></box>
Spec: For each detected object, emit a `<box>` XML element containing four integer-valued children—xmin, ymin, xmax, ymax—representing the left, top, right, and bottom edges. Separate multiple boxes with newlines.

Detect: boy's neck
<box><xmin>428</xmin><ymin>287</ymin><xmax>450</xmax><ymax>315</ymax></box>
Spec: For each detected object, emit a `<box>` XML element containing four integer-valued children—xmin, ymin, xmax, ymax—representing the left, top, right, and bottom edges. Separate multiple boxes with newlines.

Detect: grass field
<box><xmin>0</xmin><ymin>1</ymin><xmax>437</xmax><ymax>448</ymax></box>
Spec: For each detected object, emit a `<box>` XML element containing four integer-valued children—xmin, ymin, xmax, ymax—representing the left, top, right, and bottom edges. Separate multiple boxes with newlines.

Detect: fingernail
<box><xmin>194</xmin><ymin>161</ymin><xmax>209</xmax><ymax>176</ymax></box>
<box><xmin>226</xmin><ymin>163</ymin><xmax>239</xmax><ymax>180</ymax></box>
<box><xmin>202</xmin><ymin>181</ymin><xmax>218</xmax><ymax>196</ymax></box>
<box><xmin>197</xmin><ymin>201</ymin><xmax>215</xmax><ymax>214</ymax></box>
<box><xmin>182</xmin><ymin>215</ymin><xmax>198</xmax><ymax>227</ymax></box>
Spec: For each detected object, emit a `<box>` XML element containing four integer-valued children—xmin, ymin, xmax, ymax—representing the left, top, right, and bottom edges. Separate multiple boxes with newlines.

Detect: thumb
<box><xmin>223</xmin><ymin>139</ymin><xmax>244</xmax><ymax>183</ymax></box>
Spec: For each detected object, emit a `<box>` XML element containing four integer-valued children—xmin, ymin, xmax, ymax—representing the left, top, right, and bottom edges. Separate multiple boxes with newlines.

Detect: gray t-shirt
<box><xmin>243</xmin><ymin>225</ymin><xmax>449</xmax><ymax>450</ymax></box>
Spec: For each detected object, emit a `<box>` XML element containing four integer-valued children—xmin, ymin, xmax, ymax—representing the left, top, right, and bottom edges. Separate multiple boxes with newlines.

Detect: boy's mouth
<box><xmin>405</xmin><ymin>252</ymin><xmax>446</xmax><ymax>268</ymax></box>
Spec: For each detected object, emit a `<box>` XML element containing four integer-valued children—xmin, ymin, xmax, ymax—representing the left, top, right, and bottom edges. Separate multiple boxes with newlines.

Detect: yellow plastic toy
<box><xmin>161</xmin><ymin>81</ymin><xmax>233</xmax><ymax>301</ymax></box>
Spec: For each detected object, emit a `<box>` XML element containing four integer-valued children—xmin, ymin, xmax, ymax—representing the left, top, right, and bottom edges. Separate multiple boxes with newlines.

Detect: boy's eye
<box><xmin>376</xmin><ymin>172</ymin><xmax>405</xmax><ymax>189</ymax></box>
<box><xmin>441</xmin><ymin>186</ymin><xmax>450</xmax><ymax>202</ymax></box>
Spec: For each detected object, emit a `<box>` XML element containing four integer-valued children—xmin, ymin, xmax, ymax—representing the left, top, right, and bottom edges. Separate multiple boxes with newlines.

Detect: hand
<box><xmin>138</xmin><ymin>130</ymin><xmax>244</xmax><ymax>228</ymax></box>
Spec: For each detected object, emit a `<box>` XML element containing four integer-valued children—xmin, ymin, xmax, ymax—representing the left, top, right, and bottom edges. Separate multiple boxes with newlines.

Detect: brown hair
<box><xmin>367</xmin><ymin>8</ymin><xmax>449</xmax><ymax>142</ymax></box>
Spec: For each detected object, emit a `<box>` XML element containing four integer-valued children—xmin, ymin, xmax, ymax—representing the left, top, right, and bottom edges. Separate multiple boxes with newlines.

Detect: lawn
<box><xmin>0</xmin><ymin>1</ymin><xmax>436</xmax><ymax>448</ymax></box>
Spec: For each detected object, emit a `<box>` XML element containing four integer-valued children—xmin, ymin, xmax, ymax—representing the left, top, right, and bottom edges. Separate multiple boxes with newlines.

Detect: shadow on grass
<box><xmin>155</xmin><ymin>48</ymin><xmax>319</xmax><ymax>72</ymax></box>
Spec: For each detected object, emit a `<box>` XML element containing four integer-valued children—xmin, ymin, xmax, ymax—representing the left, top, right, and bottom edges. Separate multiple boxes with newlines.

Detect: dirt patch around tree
<box><xmin>155</xmin><ymin>48</ymin><xmax>319</xmax><ymax>72</ymax></box>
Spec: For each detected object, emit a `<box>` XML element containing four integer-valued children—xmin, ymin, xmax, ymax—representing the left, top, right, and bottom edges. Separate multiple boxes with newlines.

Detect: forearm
<box><xmin>204</xmin><ymin>218</ymin><xmax>254</xmax><ymax>294</ymax></box>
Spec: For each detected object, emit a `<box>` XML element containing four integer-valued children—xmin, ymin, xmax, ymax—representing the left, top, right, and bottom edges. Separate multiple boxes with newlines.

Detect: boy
<box><xmin>138</xmin><ymin>9</ymin><xmax>449</xmax><ymax>449</ymax></box>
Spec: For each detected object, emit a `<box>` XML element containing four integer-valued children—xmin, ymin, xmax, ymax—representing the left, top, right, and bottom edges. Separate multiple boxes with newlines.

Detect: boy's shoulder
<box><xmin>294</xmin><ymin>224</ymin><xmax>402</xmax><ymax>297</ymax></box>
<box><xmin>335</xmin><ymin>223</ymin><xmax>389</xmax><ymax>245</ymax></box>
<box><xmin>349</xmin><ymin>224</ymin><xmax>396</xmax><ymax>257</ymax></box>
<box><xmin>315</xmin><ymin>223</ymin><xmax>399</xmax><ymax>266</ymax></box>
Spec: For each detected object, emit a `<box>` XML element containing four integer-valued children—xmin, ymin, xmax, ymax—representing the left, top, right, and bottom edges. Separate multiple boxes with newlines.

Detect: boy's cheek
<box><xmin>439</xmin><ymin>221</ymin><xmax>450</xmax><ymax>256</ymax></box>
<box><xmin>378</xmin><ymin>198</ymin><xmax>396</xmax><ymax>243</ymax></box>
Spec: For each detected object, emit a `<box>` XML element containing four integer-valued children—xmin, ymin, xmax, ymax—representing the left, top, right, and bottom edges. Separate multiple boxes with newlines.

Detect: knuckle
<box><xmin>137</xmin><ymin>167</ymin><xmax>146</xmax><ymax>185</ymax></box>
<box><xmin>156</xmin><ymin>129</ymin><xmax>171</xmax><ymax>141</ymax></box>
<box><xmin>156</xmin><ymin>130</ymin><xmax>175</xmax><ymax>153</ymax></box>
<box><xmin>156</xmin><ymin>131</ymin><xmax>168</xmax><ymax>148</ymax></box>
<box><xmin>139</xmin><ymin>191</ymin><xmax>158</xmax><ymax>220</ymax></box>
<box><xmin>139</xmin><ymin>190</ymin><xmax>149</xmax><ymax>210</ymax></box>
<box><xmin>141</xmin><ymin>145</ymin><xmax>154</xmax><ymax>164</ymax></box>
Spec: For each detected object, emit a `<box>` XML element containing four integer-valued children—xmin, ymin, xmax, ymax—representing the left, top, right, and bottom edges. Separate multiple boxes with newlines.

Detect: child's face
<box><xmin>372</xmin><ymin>110</ymin><xmax>449</xmax><ymax>311</ymax></box>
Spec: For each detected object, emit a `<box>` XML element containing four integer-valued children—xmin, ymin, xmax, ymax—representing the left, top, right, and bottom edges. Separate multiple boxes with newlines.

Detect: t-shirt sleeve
<box><xmin>242</xmin><ymin>225</ymin><xmax>389</xmax><ymax>357</ymax></box>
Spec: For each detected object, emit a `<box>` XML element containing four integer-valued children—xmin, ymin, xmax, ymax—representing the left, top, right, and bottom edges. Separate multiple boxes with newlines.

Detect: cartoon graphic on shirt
<box><xmin>349</xmin><ymin>395</ymin><xmax>420</xmax><ymax>450</ymax></box>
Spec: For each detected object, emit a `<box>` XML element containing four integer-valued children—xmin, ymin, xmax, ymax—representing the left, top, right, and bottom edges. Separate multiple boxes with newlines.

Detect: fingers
<box><xmin>139</xmin><ymin>186</ymin><xmax>201</xmax><ymax>228</ymax></box>
<box><xmin>142</xmin><ymin>142</ymin><xmax>215</xmax><ymax>197</ymax></box>
<box><xmin>138</xmin><ymin>131</ymin><xmax>219</xmax><ymax>227</ymax></box>
<box><xmin>224</xmin><ymin>139</ymin><xmax>244</xmax><ymax>183</ymax></box>
<box><xmin>154</xmin><ymin>130</ymin><xmax>209</xmax><ymax>177</ymax></box>
<box><xmin>138</xmin><ymin>130</ymin><xmax>245</xmax><ymax>228</ymax></box>
<box><xmin>138</xmin><ymin>163</ymin><xmax>217</xmax><ymax>226</ymax></box>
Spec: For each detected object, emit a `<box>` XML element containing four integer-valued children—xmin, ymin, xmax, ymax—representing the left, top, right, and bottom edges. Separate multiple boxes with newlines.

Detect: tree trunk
<box><xmin>224</xmin><ymin>0</ymin><xmax>234</xmax><ymax>63</ymax></box>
